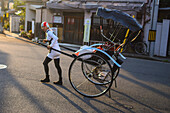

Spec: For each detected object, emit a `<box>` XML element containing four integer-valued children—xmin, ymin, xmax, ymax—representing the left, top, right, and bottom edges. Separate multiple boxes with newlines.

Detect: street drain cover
<box><xmin>0</xmin><ymin>64</ymin><xmax>7</xmax><ymax>69</ymax></box>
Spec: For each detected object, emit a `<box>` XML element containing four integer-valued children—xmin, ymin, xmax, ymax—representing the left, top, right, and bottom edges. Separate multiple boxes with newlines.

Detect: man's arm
<box><xmin>43</xmin><ymin>39</ymin><xmax>48</xmax><ymax>43</ymax></box>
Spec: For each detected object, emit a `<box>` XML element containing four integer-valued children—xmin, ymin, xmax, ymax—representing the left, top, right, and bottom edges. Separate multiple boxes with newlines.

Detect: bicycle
<box><xmin>121</xmin><ymin>38</ymin><xmax>147</xmax><ymax>55</ymax></box>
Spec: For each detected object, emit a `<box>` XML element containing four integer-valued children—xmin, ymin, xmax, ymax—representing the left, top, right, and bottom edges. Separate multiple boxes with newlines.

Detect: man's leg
<box><xmin>41</xmin><ymin>56</ymin><xmax>52</xmax><ymax>82</ymax></box>
<box><xmin>53</xmin><ymin>58</ymin><xmax>62</xmax><ymax>85</ymax></box>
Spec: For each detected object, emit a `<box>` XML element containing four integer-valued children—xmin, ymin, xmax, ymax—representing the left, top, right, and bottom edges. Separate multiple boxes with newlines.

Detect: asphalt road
<box><xmin>0</xmin><ymin>34</ymin><xmax>170</xmax><ymax>113</ymax></box>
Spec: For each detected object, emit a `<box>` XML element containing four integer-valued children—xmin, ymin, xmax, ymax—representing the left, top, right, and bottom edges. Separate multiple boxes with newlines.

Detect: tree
<box><xmin>13</xmin><ymin>0</ymin><xmax>26</xmax><ymax>29</ymax></box>
<box><xmin>13</xmin><ymin>0</ymin><xmax>25</xmax><ymax>10</ymax></box>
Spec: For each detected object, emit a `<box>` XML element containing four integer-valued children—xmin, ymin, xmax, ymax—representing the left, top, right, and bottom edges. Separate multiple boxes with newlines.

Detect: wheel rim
<box><xmin>69</xmin><ymin>53</ymin><xmax>114</xmax><ymax>97</ymax></box>
<box><xmin>135</xmin><ymin>42</ymin><xmax>147</xmax><ymax>54</ymax></box>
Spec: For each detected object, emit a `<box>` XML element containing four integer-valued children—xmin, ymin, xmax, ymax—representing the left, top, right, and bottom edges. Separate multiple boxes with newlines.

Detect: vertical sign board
<box><xmin>148</xmin><ymin>30</ymin><xmax>156</xmax><ymax>41</ymax></box>
<box><xmin>32</xmin><ymin>21</ymin><xmax>34</xmax><ymax>34</ymax></box>
<box><xmin>83</xmin><ymin>19</ymin><xmax>91</xmax><ymax>43</ymax></box>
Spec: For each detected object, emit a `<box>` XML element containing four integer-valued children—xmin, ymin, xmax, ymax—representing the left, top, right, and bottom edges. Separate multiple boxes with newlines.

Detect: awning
<box><xmin>29</xmin><ymin>5</ymin><xmax>43</xmax><ymax>10</ymax></box>
<box><xmin>46</xmin><ymin>0</ymin><xmax>145</xmax><ymax>11</ymax></box>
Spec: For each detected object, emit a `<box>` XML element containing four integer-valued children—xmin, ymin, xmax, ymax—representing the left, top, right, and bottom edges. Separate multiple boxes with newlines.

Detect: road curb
<box><xmin>123</xmin><ymin>53</ymin><xmax>170</xmax><ymax>63</ymax></box>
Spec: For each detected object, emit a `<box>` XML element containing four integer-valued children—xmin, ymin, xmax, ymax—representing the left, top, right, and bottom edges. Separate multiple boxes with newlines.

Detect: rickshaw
<box><xmin>68</xmin><ymin>7</ymin><xmax>142</xmax><ymax>98</ymax></box>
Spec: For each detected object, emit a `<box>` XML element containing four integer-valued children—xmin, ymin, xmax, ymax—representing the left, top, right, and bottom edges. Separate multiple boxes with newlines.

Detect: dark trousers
<box><xmin>43</xmin><ymin>56</ymin><xmax>62</xmax><ymax>80</ymax></box>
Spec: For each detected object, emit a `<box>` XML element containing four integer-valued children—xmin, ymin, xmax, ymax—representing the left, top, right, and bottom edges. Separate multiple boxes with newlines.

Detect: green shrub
<box><xmin>29</xmin><ymin>30</ymin><xmax>32</xmax><ymax>34</ymax></box>
<box><xmin>4</xmin><ymin>22</ymin><xmax>9</xmax><ymax>30</ymax></box>
<box><xmin>20</xmin><ymin>31</ymin><xmax>26</xmax><ymax>37</ymax></box>
<box><xmin>20</xmin><ymin>25</ymin><xmax>24</xmax><ymax>30</ymax></box>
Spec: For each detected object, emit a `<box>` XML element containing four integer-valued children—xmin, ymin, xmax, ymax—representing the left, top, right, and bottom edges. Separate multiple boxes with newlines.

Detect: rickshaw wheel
<box><xmin>81</xmin><ymin>59</ymin><xmax>120</xmax><ymax>85</ymax></box>
<box><xmin>69</xmin><ymin>53</ymin><xmax>114</xmax><ymax>98</ymax></box>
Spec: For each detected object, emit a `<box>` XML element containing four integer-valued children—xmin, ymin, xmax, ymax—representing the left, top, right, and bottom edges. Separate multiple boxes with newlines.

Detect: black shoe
<box><xmin>53</xmin><ymin>80</ymin><xmax>62</xmax><ymax>85</ymax></box>
<box><xmin>40</xmin><ymin>77</ymin><xmax>50</xmax><ymax>82</ymax></box>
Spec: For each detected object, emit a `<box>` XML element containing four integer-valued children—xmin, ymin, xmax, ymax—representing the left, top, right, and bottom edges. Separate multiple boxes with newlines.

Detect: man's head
<box><xmin>41</xmin><ymin>21</ymin><xmax>50</xmax><ymax>32</ymax></box>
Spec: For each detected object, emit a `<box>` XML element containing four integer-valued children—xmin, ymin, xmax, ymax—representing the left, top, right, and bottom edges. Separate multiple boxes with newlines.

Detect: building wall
<box><xmin>10</xmin><ymin>15</ymin><xmax>20</xmax><ymax>33</ymax></box>
<box><xmin>144</xmin><ymin>19</ymin><xmax>170</xmax><ymax>57</ymax></box>
<box><xmin>25</xmin><ymin>3</ymin><xmax>36</xmax><ymax>32</ymax></box>
<box><xmin>35</xmin><ymin>8</ymin><xmax>44</xmax><ymax>39</ymax></box>
<box><xmin>35</xmin><ymin>9</ymin><xmax>41</xmax><ymax>23</ymax></box>
<box><xmin>25</xmin><ymin>1</ymin><xmax>43</xmax><ymax>32</ymax></box>
<box><xmin>36</xmin><ymin>8</ymin><xmax>53</xmax><ymax>23</ymax></box>
<box><xmin>28</xmin><ymin>9</ymin><xmax>36</xmax><ymax>20</ymax></box>
<box><xmin>43</xmin><ymin>9</ymin><xmax>53</xmax><ymax>23</ymax></box>
<box><xmin>159</xmin><ymin>20</ymin><xmax>170</xmax><ymax>57</ymax></box>
<box><xmin>154</xmin><ymin>23</ymin><xmax>162</xmax><ymax>56</ymax></box>
<box><xmin>38</xmin><ymin>0</ymin><xmax>148</xmax><ymax>44</ymax></box>
<box><xmin>35</xmin><ymin>8</ymin><xmax>57</xmax><ymax>39</ymax></box>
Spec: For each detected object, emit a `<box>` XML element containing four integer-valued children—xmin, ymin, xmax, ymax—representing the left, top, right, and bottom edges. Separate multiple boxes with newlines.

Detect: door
<box><xmin>64</xmin><ymin>15</ymin><xmax>84</xmax><ymax>44</ymax></box>
<box><xmin>168</xmin><ymin>24</ymin><xmax>170</xmax><ymax>56</ymax></box>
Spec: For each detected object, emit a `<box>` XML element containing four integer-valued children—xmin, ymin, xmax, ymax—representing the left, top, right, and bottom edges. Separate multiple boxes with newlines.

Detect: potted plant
<box><xmin>28</xmin><ymin>30</ymin><xmax>34</xmax><ymax>40</ymax></box>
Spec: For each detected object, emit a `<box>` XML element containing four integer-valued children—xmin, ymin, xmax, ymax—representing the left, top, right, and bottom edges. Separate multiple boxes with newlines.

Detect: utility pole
<box><xmin>149</xmin><ymin>0</ymin><xmax>160</xmax><ymax>57</ymax></box>
<box><xmin>0</xmin><ymin>0</ymin><xmax>4</xmax><ymax>33</ymax></box>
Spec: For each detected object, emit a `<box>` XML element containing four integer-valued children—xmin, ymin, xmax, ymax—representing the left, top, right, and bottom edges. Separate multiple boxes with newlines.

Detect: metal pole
<box><xmin>0</xmin><ymin>0</ymin><xmax>4</xmax><ymax>33</ymax></box>
<box><xmin>149</xmin><ymin>0</ymin><xmax>159</xmax><ymax>57</ymax></box>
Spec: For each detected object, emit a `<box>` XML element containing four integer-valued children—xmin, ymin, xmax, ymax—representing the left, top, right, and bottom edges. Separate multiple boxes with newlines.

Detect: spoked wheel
<box><xmin>82</xmin><ymin>60</ymin><xmax>120</xmax><ymax>85</ymax></box>
<box><xmin>135</xmin><ymin>42</ymin><xmax>147</xmax><ymax>54</ymax></box>
<box><xmin>69</xmin><ymin>53</ymin><xmax>114</xmax><ymax>98</ymax></box>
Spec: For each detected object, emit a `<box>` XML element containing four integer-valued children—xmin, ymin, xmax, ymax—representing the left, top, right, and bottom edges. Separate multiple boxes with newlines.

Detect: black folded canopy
<box><xmin>96</xmin><ymin>7</ymin><xmax>142</xmax><ymax>32</ymax></box>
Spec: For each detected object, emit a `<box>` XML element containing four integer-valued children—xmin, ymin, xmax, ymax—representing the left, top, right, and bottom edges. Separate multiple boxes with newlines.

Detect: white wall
<box><xmin>44</xmin><ymin>9</ymin><xmax>53</xmax><ymax>23</ymax></box>
<box><xmin>36</xmin><ymin>8</ymin><xmax>53</xmax><ymax>23</ymax></box>
<box><xmin>10</xmin><ymin>16</ymin><xmax>20</xmax><ymax>33</ymax></box>
<box><xmin>36</xmin><ymin>9</ymin><xmax>41</xmax><ymax>23</ymax></box>
<box><xmin>154</xmin><ymin>23</ymin><xmax>162</xmax><ymax>56</ymax></box>
<box><xmin>25</xmin><ymin>3</ymin><xmax>37</xmax><ymax>31</ymax></box>
<box><xmin>144</xmin><ymin>19</ymin><xmax>170</xmax><ymax>57</ymax></box>
<box><xmin>159</xmin><ymin>20</ymin><xmax>170</xmax><ymax>57</ymax></box>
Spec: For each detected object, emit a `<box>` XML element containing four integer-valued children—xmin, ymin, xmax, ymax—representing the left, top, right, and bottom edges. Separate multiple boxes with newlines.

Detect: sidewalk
<box><xmin>3</xmin><ymin>30</ymin><xmax>170</xmax><ymax>63</ymax></box>
<box><xmin>123</xmin><ymin>53</ymin><xmax>170</xmax><ymax>63</ymax></box>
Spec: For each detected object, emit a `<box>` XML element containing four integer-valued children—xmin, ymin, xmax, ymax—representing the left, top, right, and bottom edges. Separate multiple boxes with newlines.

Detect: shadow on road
<box><xmin>119</xmin><ymin>73</ymin><xmax>170</xmax><ymax>100</ymax></box>
<box><xmin>43</xmin><ymin>83</ymin><xmax>129</xmax><ymax>113</ymax></box>
<box><xmin>0</xmin><ymin>50</ymin><xmax>53</xmax><ymax>113</ymax></box>
<box><xmin>107</xmin><ymin>88</ymin><xmax>162</xmax><ymax>113</ymax></box>
<box><xmin>42</xmin><ymin>75</ymin><xmax>165</xmax><ymax>113</ymax></box>
<box><xmin>122</xmin><ymin>59</ymin><xmax>170</xmax><ymax>87</ymax></box>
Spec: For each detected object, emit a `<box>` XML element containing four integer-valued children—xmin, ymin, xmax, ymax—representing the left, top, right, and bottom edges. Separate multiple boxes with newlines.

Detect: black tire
<box><xmin>134</xmin><ymin>42</ymin><xmax>147</xmax><ymax>54</ymax></box>
<box><xmin>69</xmin><ymin>53</ymin><xmax>114</xmax><ymax>98</ymax></box>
